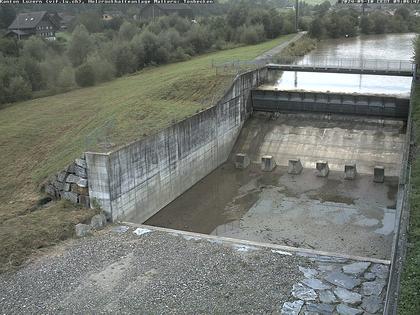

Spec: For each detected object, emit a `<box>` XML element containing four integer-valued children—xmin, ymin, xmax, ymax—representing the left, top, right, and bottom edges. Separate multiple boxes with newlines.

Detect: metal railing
<box><xmin>273</xmin><ymin>56</ymin><xmax>415</xmax><ymax>73</ymax></box>
<box><xmin>212</xmin><ymin>56</ymin><xmax>415</xmax><ymax>75</ymax></box>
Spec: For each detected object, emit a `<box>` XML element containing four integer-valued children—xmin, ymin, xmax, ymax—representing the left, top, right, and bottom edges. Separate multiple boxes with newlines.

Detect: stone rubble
<box><xmin>44</xmin><ymin>154</ymin><xmax>91</xmax><ymax>208</ymax></box>
<box><xmin>284</xmin><ymin>261</ymin><xmax>388</xmax><ymax>315</ymax></box>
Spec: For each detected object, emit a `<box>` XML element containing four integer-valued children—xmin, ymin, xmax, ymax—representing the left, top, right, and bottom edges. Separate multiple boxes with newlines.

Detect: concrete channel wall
<box><xmin>85</xmin><ymin>68</ymin><xmax>268</xmax><ymax>222</ymax></box>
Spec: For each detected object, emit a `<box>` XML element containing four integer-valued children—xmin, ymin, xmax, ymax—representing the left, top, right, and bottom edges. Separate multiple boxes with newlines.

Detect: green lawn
<box><xmin>399</xmin><ymin>83</ymin><xmax>420</xmax><ymax>314</ymax></box>
<box><xmin>0</xmin><ymin>33</ymin><xmax>296</xmax><ymax>272</ymax></box>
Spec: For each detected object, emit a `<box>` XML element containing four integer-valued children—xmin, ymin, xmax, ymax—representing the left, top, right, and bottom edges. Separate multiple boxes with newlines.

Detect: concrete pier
<box><xmin>316</xmin><ymin>161</ymin><xmax>330</xmax><ymax>177</ymax></box>
<box><xmin>235</xmin><ymin>153</ymin><xmax>250</xmax><ymax>169</ymax></box>
<box><xmin>344</xmin><ymin>164</ymin><xmax>357</xmax><ymax>180</ymax></box>
<box><xmin>288</xmin><ymin>159</ymin><xmax>303</xmax><ymax>175</ymax></box>
<box><xmin>261</xmin><ymin>155</ymin><xmax>276</xmax><ymax>172</ymax></box>
<box><xmin>374</xmin><ymin>166</ymin><xmax>385</xmax><ymax>183</ymax></box>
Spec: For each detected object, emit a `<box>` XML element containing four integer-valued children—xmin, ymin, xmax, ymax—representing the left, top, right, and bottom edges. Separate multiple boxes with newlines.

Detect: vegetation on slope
<box><xmin>0</xmin><ymin>34</ymin><xmax>295</xmax><ymax>272</ymax></box>
<box><xmin>399</xmin><ymin>83</ymin><xmax>420</xmax><ymax>314</ymax></box>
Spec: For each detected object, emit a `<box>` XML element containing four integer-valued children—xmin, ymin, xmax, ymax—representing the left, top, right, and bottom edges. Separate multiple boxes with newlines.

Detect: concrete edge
<box><xmin>122</xmin><ymin>222</ymin><xmax>391</xmax><ymax>265</ymax></box>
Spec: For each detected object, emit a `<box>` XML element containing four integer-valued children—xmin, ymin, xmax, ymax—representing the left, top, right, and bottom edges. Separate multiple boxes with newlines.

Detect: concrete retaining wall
<box><xmin>86</xmin><ymin>68</ymin><xmax>267</xmax><ymax>222</ymax></box>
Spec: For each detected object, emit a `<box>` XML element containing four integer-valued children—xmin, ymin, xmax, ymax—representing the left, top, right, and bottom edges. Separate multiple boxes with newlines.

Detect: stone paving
<box><xmin>281</xmin><ymin>256</ymin><xmax>389</xmax><ymax>315</ymax></box>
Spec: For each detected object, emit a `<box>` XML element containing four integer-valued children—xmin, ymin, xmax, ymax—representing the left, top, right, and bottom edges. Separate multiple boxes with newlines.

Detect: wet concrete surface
<box><xmin>145</xmin><ymin>162</ymin><xmax>398</xmax><ymax>260</ymax></box>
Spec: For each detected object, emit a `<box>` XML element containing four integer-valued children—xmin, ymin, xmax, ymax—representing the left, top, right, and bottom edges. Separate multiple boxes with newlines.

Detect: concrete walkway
<box><xmin>254</xmin><ymin>31</ymin><xmax>306</xmax><ymax>62</ymax></box>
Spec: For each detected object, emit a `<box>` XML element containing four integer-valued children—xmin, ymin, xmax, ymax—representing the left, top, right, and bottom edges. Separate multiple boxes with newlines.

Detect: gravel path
<box><xmin>0</xmin><ymin>225</ymin><xmax>307</xmax><ymax>314</ymax></box>
<box><xmin>254</xmin><ymin>31</ymin><xmax>306</xmax><ymax>62</ymax></box>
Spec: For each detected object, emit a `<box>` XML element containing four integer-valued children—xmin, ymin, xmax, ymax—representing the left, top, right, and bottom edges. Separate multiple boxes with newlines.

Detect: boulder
<box><xmin>75</xmin><ymin>158</ymin><xmax>87</xmax><ymax>169</ymax></box>
<box><xmin>62</xmin><ymin>191</ymin><xmax>78</xmax><ymax>204</ymax></box>
<box><xmin>90</xmin><ymin>213</ymin><xmax>107</xmax><ymax>229</ymax></box>
<box><xmin>74</xmin><ymin>165</ymin><xmax>87</xmax><ymax>178</ymax></box>
<box><xmin>288</xmin><ymin>159</ymin><xmax>303</xmax><ymax>175</ymax></box>
<box><xmin>79</xmin><ymin>195</ymin><xmax>90</xmax><ymax>208</ymax></box>
<box><xmin>75</xmin><ymin>223</ymin><xmax>91</xmax><ymax>237</ymax></box>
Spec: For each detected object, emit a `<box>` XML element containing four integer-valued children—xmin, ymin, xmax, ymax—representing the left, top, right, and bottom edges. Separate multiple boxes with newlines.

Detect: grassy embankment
<box><xmin>0</xmin><ymin>33</ymin><xmax>296</xmax><ymax>272</ymax></box>
<box><xmin>399</xmin><ymin>83</ymin><xmax>420</xmax><ymax>314</ymax></box>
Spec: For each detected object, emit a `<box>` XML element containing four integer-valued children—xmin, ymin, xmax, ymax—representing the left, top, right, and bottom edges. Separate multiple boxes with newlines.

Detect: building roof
<box><xmin>5</xmin><ymin>29</ymin><xmax>30</xmax><ymax>36</ymax></box>
<box><xmin>8</xmin><ymin>11</ymin><xmax>48</xmax><ymax>30</ymax></box>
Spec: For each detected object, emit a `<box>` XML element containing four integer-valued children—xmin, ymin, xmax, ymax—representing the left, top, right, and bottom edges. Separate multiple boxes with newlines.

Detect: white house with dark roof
<box><xmin>6</xmin><ymin>11</ymin><xmax>61</xmax><ymax>40</ymax></box>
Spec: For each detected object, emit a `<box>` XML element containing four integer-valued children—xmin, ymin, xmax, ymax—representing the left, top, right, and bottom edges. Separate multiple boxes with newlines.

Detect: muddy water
<box><xmin>270</xmin><ymin>33</ymin><xmax>416</xmax><ymax>97</ymax></box>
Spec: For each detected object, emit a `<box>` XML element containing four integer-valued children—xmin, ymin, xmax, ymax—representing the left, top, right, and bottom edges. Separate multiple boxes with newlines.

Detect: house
<box><xmin>58</xmin><ymin>12</ymin><xmax>75</xmax><ymax>30</ymax></box>
<box><xmin>6</xmin><ymin>11</ymin><xmax>60</xmax><ymax>40</ymax></box>
<box><xmin>138</xmin><ymin>4</ymin><xmax>193</xmax><ymax>20</ymax></box>
<box><xmin>102</xmin><ymin>11</ymin><xmax>123</xmax><ymax>21</ymax></box>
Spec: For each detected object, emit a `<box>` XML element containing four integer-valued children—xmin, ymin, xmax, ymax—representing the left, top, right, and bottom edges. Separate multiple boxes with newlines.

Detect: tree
<box><xmin>21</xmin><ymin>57</ymin><xmax>44</xmax><ymax>91</ymax></box>
<box><xmin>395</xmin><ymin>7</ymin><xmax>410</xmax><ymax>20</ymax></box>
<box><xmin>111</xmin><ymin>43</ymin><xmax>137</xmax><ymax>76</ymax></box>
<box><xmin>75</xmin><ymin>63</ymin><xmax>95</xmax><ymax>87</ymax></box>
<box><xmin>360</xmin><ymin>16</ymin><xmax>372</xmax><ymax>34</ymax></box>
<box><xmin>309</xmin><ymin>18</ymin><xmax>324</xmax><ymax>39</ymax></box>
<box><xmin>67</xmin><ymin>25</ymin><xmax>94</xmax><ymax>67</ymax></box>
<box><xmin>137</xmin><ymin>30</ymin><xmax>159</xmax><ymax>64</ymax></box>
<box><xmin>0</xmin><ymin>38</ymin><xmax>19</xmax><ymax>57</ymax></box>
<box><xmin>119</xmin><ymin>21</ymin><xmax>138</xmax><ymax>41</ymax></box>
<box><xmin>75</xmin><ymin>12</ymin><xmax>103</xmax><ymax>33</ymax></box>
<box><xmin>130</xmin><ymin>34</ymin><xmax>146</xmax><ymax>69</ymax></box>
<box><xmin>22</xmin><ymin>37</ymin><xmax>47</xmax><ymax>61</ymax></box>
<box><xmin>57</xmin><ymin>66</ymin><xmax>75</xmax><ymax>89</ymax></box>
<box><xmin>87</xmin><ymin>52</ymin><xmax>116</xmax><ymax>82</ymax></box>
<box><xmin>6</xmin><ymin>76</ymin><xmax>32</xmax><ymax>102</ymax></box>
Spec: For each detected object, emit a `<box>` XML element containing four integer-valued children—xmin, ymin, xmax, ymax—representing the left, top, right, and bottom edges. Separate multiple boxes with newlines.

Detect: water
<box><xmin>270</xmin><ymin>33</ymin><xmax>416</xmax><ymax>97</ymax></box>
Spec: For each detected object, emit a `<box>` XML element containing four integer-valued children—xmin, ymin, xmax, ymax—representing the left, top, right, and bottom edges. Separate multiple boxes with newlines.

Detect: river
<box><xmin>270</xmin><ymin>33</ymin><xmax>417</xmax><ymax>97</ymax></box>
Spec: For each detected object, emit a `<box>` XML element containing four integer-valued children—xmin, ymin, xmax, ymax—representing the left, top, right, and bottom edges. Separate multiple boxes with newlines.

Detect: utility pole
<box><xmin>295</xmin><ymin>0</ymin><xmax>299</xmax><ymax>33</ymax></box>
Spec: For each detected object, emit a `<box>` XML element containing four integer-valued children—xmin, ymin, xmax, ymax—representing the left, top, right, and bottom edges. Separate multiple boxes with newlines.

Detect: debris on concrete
<box><xmin>319</xmin><ymin>290</ymin><xmax>337</xmax><ymax>304</ymax></box>
<box><xmin>90</xmin><ymin>213</ymin><xmax>107</xmax><ymax>230</ymax></box>
<box><xmin>291</xmin><ymin>283</ymin><xmax>317</xmax><ymax>301</ymax></box>
<box><xmin>288</xmin><ymin>159</ymin><xmax>303</xmax><ymax>175</ymax></box>
<box><xmin>343</xmin><ymin>262</ymin><xmax>371</xmax><ymax>275</ymax></box>
<box><xmin>280</xmin><ymin>300</ymin><xmax>304</xmax><ymax>315</ymax></box>
<box><xmin>298</xmin><ymin>266</ymin><xmax>318</xmax><ymax>278</ymax></box>
<box><xmin>344</xmin><ymin>164</ymin><xmax>357</xmax><ymax>180</ymax></box>
<box><xmin>361</xmin><ymin>295</ymin><xmax>383</xmax><ymax>313</ymax></box>
<box><xmin>112</xmin><ymin>225</ymin><xmax>130</xmax><ymax>233</ymax></box>
<box><xmin>333</xmin><ymin>287</ymin><xmax>362</xmax><ymax>305</ymax></box>
<box><xmin>133</xmin><ymin>227</ymin><xmax>152</xmax><ymax>236</ymax></box>
<box><xmin>324</xmin><ymin>271</ymin><xmax>361</xmax><ymax>290</ymax></box>
<box><xmin>261</xmin><ymin>155</ymin><xmax>276</xmax><ymax>172</ymax></box>
<box><xmin>336</xmin><ymin>303</ymin><xmax>363</xmax><ymax>315</ymax></box>
<box><xmin>235</xmin><ymin>153</ymin><xmax>250</xmax><ymax>169</ymax></box>
<box><xmin>373</xmin><ymin>166</ymin><xmax>385</xmax><ymax>183</ymax></box>
<box><xmin>316</xmin><ymin>161</ymin><xmax>329</xmax><ymax>177</ymax></box>
<box><xmin>361</xmin><ymin>280</ymin><xmax>386</xmax><ymax>296</ymax></box>
<box><xmin>302</xmin><ymin>278</ymin><xmax>331</xmax><ymax>290</ymax></box>
<box><xmin>75</xmin><ymin>224</ymin><xmax>91</xmax><ymax>237</ymax></box>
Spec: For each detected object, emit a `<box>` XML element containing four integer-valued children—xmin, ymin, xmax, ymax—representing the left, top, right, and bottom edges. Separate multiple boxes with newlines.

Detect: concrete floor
<box><xmin>145</xmin><ymin>114</ymin><xmax>404</xmax><ymax>260</ymax></box>
<box><xmin>146</xmin><ymin>164</ymin><xmax>398</xmax><ymax>260</ymax></box>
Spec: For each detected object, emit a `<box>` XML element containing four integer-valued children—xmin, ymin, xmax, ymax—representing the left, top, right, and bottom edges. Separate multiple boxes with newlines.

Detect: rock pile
<box><xmin>44</xmin><ymin>156</ymin><xmax>90</xmax><ymax>208</ymax></box>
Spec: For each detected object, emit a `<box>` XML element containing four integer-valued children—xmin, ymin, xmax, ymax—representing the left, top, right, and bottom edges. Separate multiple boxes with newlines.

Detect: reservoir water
<box><xmin>268</xmin><ymin>33</ymin><xmax>416</xmax><ymax>97</ymax></box>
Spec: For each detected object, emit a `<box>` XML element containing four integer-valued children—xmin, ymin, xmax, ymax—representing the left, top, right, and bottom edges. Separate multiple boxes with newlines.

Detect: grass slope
<box><xmin>0</xmin><ymin>34</ymin><xmax>295</xmax><ymax>272</ymax></box>
<box><xmin>399</xmin><ymin>83</ymin><xmax>420</xmax><ymax>314</ymax></box>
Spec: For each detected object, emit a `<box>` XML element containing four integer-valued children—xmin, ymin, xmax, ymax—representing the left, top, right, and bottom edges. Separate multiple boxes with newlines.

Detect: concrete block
<box><xmin>374</xmin><ymin>166</ymin><xmax>385</xmax><ymax>183</ymax></box>
<box><xmin>288</xmin><ymin>159</ymin><xmax>303</xmax><ymax>175</ymax></box>
<box><xmin>64</xmin><ymin>183</ymin><xmax>71</xmax><ymax>192</ymax></box>
<box><xmin>66</xmin><ymin>174</ymin><xmax>88</xmax><ymax>188</ymax></box>
<box><xmin>79</xmin><ymin>195</ymin><xmax>90</xmax><ymax>208</ymax></box>
<box><xmin>75</xmin><ymin>223</ymin><xmax>91</xmax><ymax>237</ymax></box>
<box><xmin>53</xmin><ymin>180</ymin><xmax>64</xmax><ymax>191</ymax></box>
<box><xmin>57</xmin><ymin>171</ymin><xmax>67</xmax><ymax>182</ymax></box>
<box><xmin>261</xmin><ymin>155</ymin><xmax>276</xmax><ymax>172</ymax></box>
<box><xmin>75</xmin><ymin>158</ymin><xmax>87</xmax><ymax>169</ymax></box>
<box><xmin>235</xmin><ymin>153</ymin><xmax>250</xmax><ymax>169</ymax></box>
<box><xmin>90</xmin><ymin>213</ymin><xmax>107</xmax><ymax>230</ymax></box>
<box><xmin>45</xmin><ymin>184</ymin><xmax>57</xmax><ymax>198</ymax></box>
<box><xmin>344</xmin><ymin>164</ymin><xmax>357</xmax><ymax>180</ymax></box>
<box><xmin>67</xmin><ymin>163</ymin><xmax>76</xmax><ymax>174</ymax></box>
<box><xmin>316</xmin><ymin>161</ymin><xmax>329</xmax><ymax>177</ymax></box>
<box><xmin>62</xmin><ymin>191</ymin><xmax>78</xmax><ymax>203</ymax></box>
<box><xmin>74</xmin><ymin>165</ymin><xmax>87</xmax><ymax>178</ymax></box>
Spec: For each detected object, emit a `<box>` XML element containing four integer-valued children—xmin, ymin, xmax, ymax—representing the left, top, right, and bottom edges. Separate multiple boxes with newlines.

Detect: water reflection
<box><xmin>270</xmin><ymin>33</ymin><xmax>416</xmax><ymax>97</ymax></box>
<box><xmin>273</xmin><ymin>72</ymin><xmax>412</xmax><ymax>97</ymax></box>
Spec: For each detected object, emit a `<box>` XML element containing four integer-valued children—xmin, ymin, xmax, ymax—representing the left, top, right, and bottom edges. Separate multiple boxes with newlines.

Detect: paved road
<box><xmin>254</xmin><ymin>31</ymin><xmax>306</xmax><ymax>62</ymax></box>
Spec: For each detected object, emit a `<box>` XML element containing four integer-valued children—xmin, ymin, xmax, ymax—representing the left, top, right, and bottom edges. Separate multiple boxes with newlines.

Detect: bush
<box><xmin>6</xmin><ymin>76</ymin><xmax>32</xmax><ymax>103</ymax></box>
<box><xmin>21</xmin><ymin>57</ymin><xmax>44</xmax><ymax>91</ymax></box>
<box><xmin>75</xmin><ymin>63</ymin><xmax>95</xmax><ymax>87</ymax></box>
<box><xmin>111</xmin><ymin>43</ymin><xmax>138</xmax><ymax>76</ymax></box>
<box><xmin>239</xmin><ymin>24</ymin><xmax>265</xmax><ymax>45</ymax></box>
<box><xmin>68</xmin><ymin>25</ymin><xmax>94</xmax><ymax>67</ymax></box>
<box><xmin>57</xmin><ymin>66</ymin><xmax>75</xmax><ymax>89</ymax></box>
<box><xmin>22</xmin><ymin>37</ymin><xmax>47</xmax><ymax>61</ymax></box>
<box><xmin>87</xmin><ymin>53</ymin><xmax>115</xmax><ymax>83</ymax></box>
